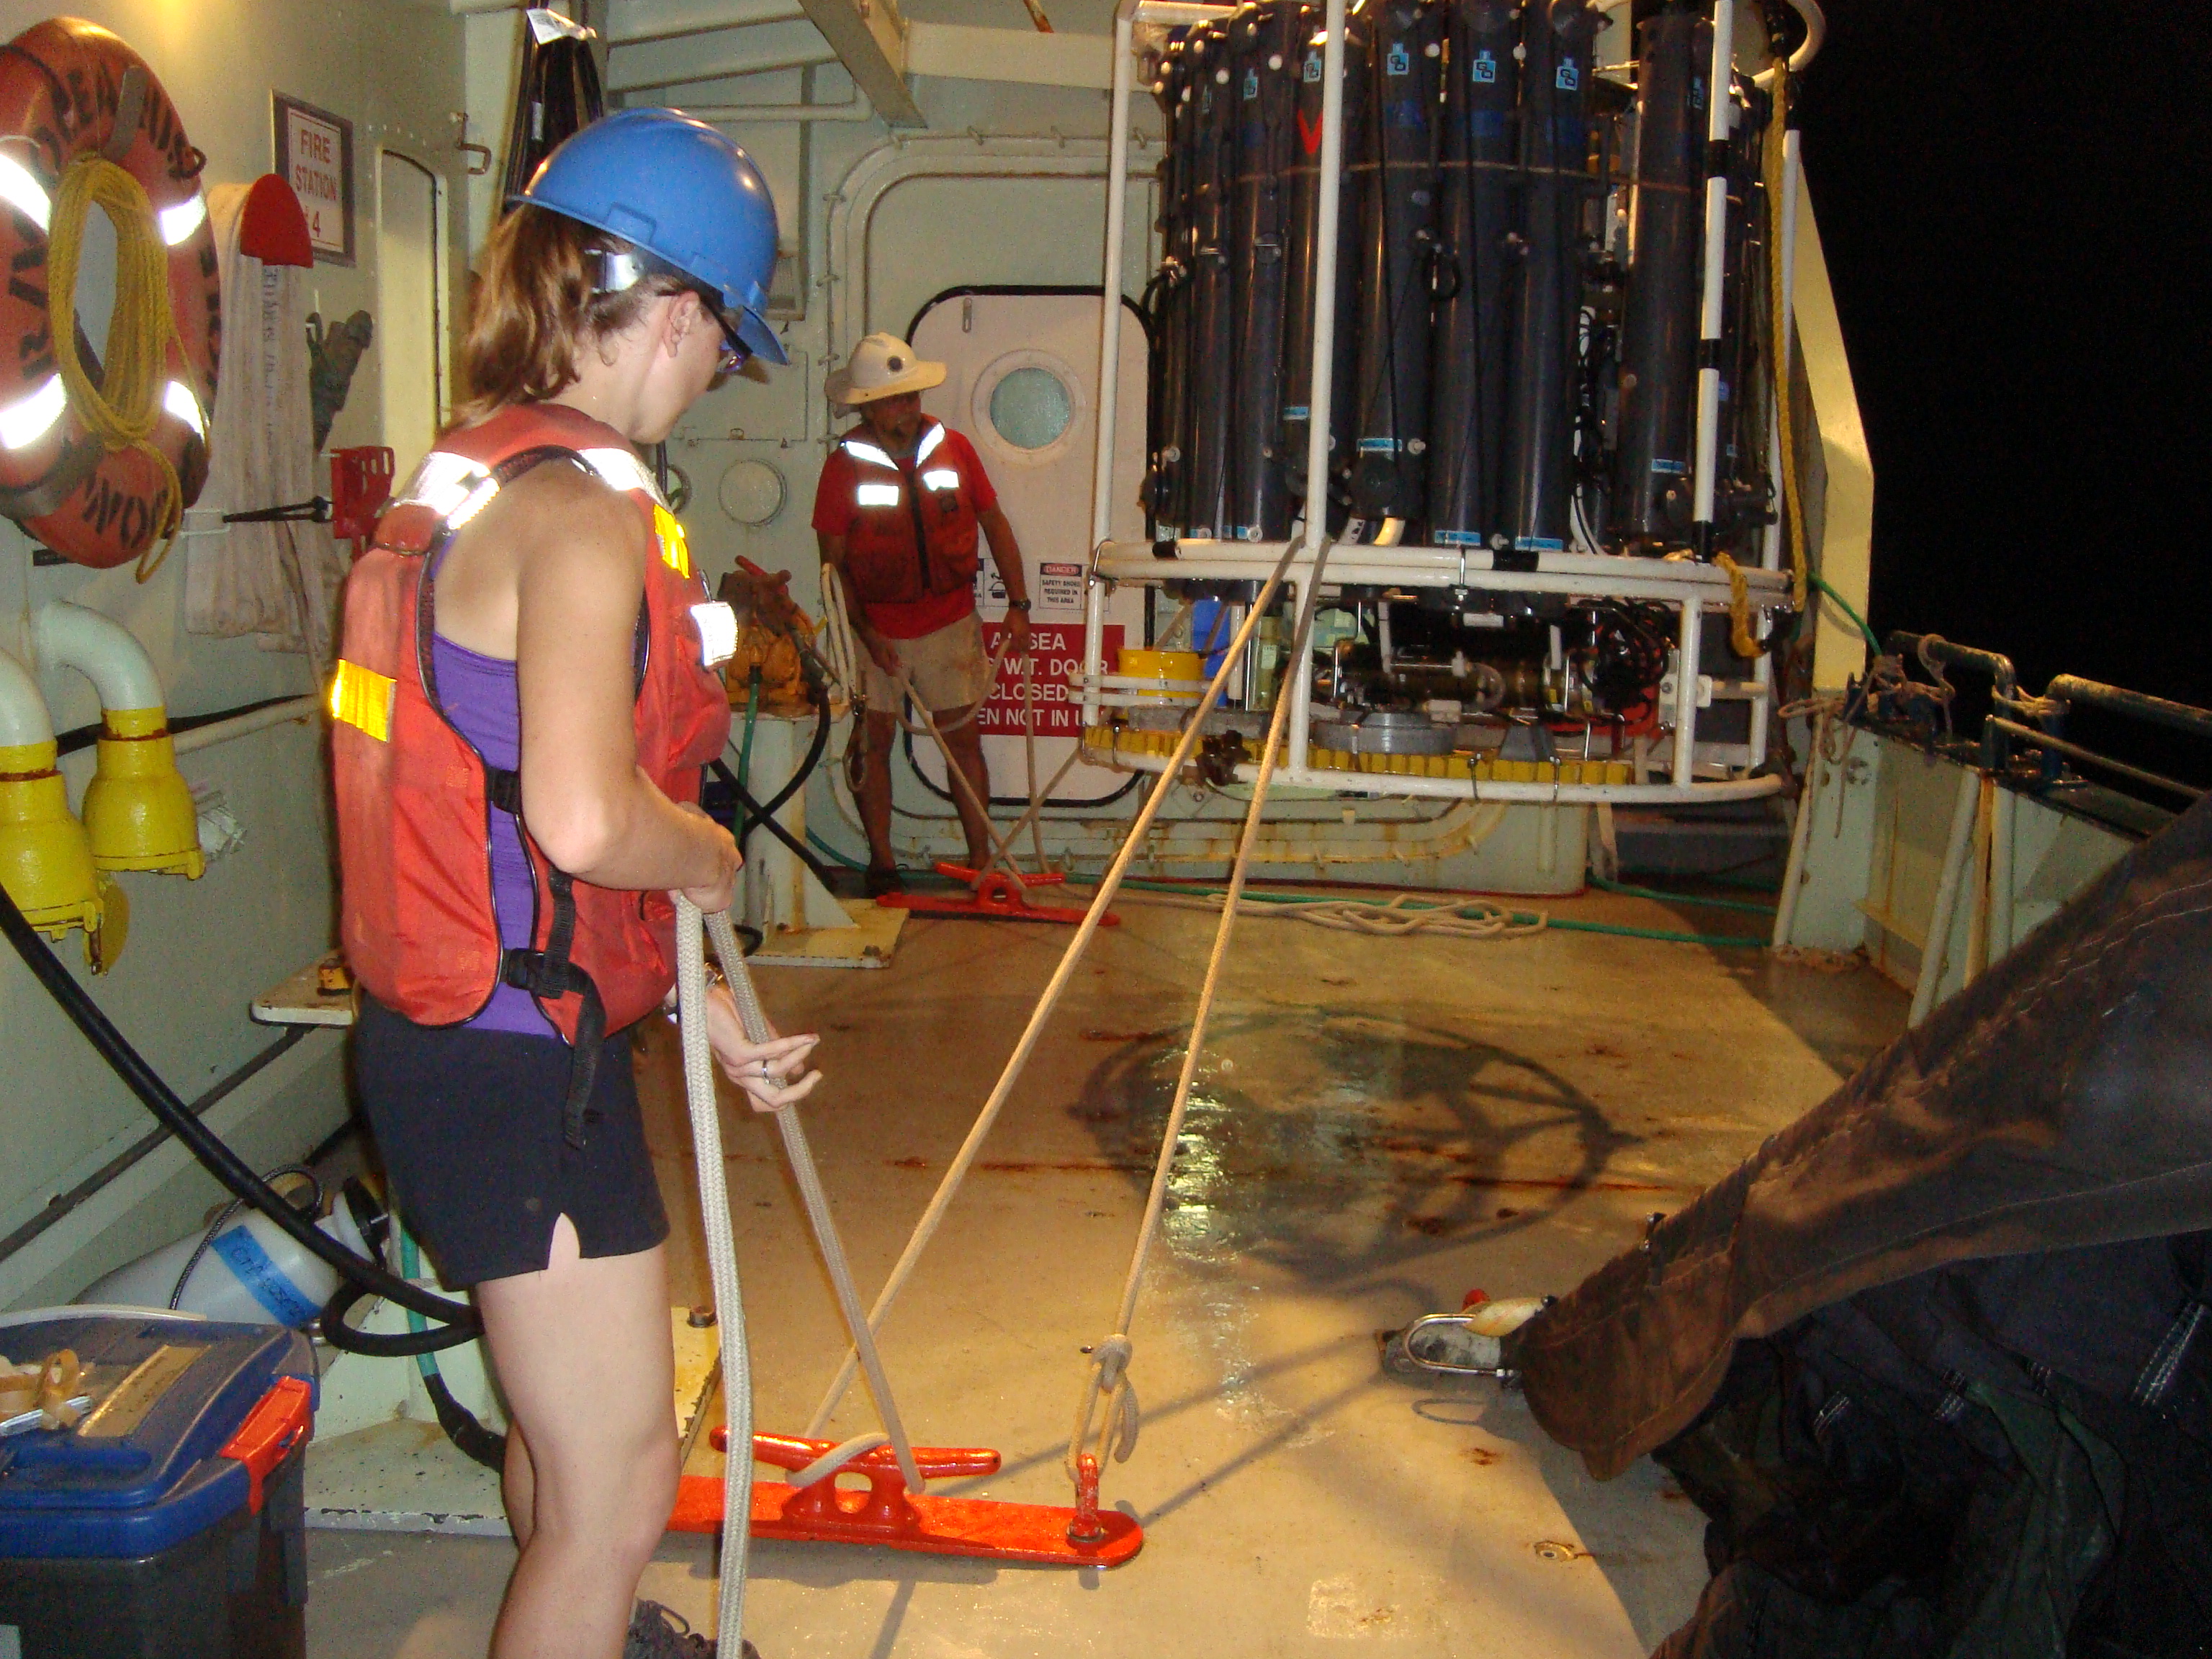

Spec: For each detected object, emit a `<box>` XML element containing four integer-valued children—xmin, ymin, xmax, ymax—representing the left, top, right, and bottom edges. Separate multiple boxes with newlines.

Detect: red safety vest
<box><xmin>330</xmin><ymin>404</ymin><xmax>733</xmax><ymax>1134</ymax></box>
<box><xmin>834</xmin><ymin>419</ymin><xmax>983</xmax><ymax>606</ymax></box>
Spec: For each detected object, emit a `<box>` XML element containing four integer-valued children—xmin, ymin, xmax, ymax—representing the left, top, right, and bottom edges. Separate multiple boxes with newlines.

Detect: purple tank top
<box><xmin>430</xmin><ymin>633</ymin><xmax>557</xmax><ymax>1038</ymax></box>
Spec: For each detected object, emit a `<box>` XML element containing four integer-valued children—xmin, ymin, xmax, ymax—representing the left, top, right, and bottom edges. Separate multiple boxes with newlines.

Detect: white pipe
<box><xmin>1285</xmin><ymin>0</ymin><xmax>1350</xmax><ymax>778</ymax></box>
<box><xmin>1909</xmin><ymin>764</ymin><xmax>1982</xmax><ymax>1027</ymax></box>
<box><xmin>1750</xmin><ymin>0</ymin><xmax>1825</xmax><ymax>86</ymax></box>
<box><xmin>0</xmin><ymin>647</ymin><xmax>56</xmax><ymax>750</ymax></box>
<box><xmin>1302</xmin><ymin>0</ymin><xmax>1348</xmax><ymax>572</ymax></box>
<box><xmin>1082</xmin><ymin>749</ymin><xmax>1783</xmax><ymax>806</ymax></box>
<box><xmin>171</xmin><ymin>696</ymin><xmax>320</xmax><ymax>757</ymax></box>
<box><xmin>1688</xmin><ymin>0</ymin><xmax>1734</xmax><ymax>536</ymax></box>
<box><xmin>32</xmin><ymin>602</ymin><xmax>164</xmax><ymax>714</ymax></box>
<box><xmin>1770</xmin><ymin>729</ymin><xmax>1821</xmax><ymax>948</ymax></box>
<box><xmin>1083</xmin><ymin>10</ymin><xmax>1137</xmax><ymax>724</ymax></box>
<box><xmin>1671</xmin><ymin>596</ymin><xmax>1702</xmax><ymax>786</ymax></box>
<box><xmin>1093</xmin><ymin>539</ymin><xmax>1791</xmax><ymax>596</ymax></box>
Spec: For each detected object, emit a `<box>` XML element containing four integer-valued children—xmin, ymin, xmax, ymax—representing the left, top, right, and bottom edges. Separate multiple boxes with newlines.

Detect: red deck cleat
<box><xmin>877</xmin><ymin>863</ymin><xmax>1119</xmax><ymax>927</ymax></box>
<box><xmin>668</xmin><ymin>1430</ymin><xmax>1143</xmax><ymax>1568</ymax></box>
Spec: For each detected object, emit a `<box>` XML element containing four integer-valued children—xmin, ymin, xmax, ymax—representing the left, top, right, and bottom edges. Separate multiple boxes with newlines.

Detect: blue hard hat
<box><xmin>515</xmin><ymin>109</ymin><xmax>788</xmax><ymax>367</ymax></box>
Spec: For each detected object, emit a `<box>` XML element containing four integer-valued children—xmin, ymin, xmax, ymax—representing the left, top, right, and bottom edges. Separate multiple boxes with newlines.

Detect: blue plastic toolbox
<box><xmin>0</xmin><ymin>1310</ymin><xmax>316</xmax><ymax>1659</ymax></box>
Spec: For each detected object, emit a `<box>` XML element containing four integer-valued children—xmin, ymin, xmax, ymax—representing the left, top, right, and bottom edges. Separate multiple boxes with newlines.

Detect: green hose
<box><xmin>735</xmin><ymin>673</ymin><xmax>761</xmax><ymax>799</ymax></box>
<box><xmin>808</xmin><ymin>828</ymin><xmax>869</xmax><ymax>870</ymax></box>
<box><xmin>400</xmin><ymin>1223</ymin><xmax>509</xmax><ymax>1470</ymax></box>
<box><xmin>1588</xmin><ymin>873</ymin><xmax>1777</xmax><ymax>916</ymax></box>
<box><xmin>1809</xmin><ymin>574</ymin><xmax>1881</xmax><ymax>653</ymax></box>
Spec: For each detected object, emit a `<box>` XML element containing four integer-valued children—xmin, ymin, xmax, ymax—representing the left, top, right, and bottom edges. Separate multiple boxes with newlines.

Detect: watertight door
<box><xmin>907</xmin><ymin>289</ymin><xmax>1148</xmax><ymax>808</ymax></box>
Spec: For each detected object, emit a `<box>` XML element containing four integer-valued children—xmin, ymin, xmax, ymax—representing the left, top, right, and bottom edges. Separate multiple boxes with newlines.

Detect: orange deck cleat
<box><xmin>668</xmin><ymin>1430</ymin><xmax>1143</xmax><ymax>1568</ymax></box>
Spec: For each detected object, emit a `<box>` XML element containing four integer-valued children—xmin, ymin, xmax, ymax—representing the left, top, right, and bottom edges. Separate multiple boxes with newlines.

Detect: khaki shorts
<box><xmin>863</xmin><ymin>611</ymin><xmax>994</xmax><ymax>714</ymax></box>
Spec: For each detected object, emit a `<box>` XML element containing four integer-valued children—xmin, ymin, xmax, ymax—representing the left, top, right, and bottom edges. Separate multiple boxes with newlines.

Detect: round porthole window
<box><xmin>988</xmin><ymin>367</ymin><xmax>1074</xmax><ymax>451</ymax></box>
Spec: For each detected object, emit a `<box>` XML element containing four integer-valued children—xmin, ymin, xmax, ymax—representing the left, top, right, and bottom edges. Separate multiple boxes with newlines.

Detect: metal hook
<box><xmin>451</xmin><ymin>112</ymin><xmax>493</xmax><ymax>178</ymax></box>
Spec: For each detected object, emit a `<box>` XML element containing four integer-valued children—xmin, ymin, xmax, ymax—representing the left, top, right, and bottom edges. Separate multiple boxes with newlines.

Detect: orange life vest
<box><xmin>834</xmin><ymin>419</ymin><xmax>983</xmax><ymax>606</ymax></box>
<box><xmin>329</xmin><ymin>403</ymin><xmax>734</xmax><ymax>1141</ymax></box>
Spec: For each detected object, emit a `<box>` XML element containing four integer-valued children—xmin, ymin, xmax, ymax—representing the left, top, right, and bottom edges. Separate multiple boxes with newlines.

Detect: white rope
<box><xmin>1064</xmin><ymin>549</ymin><xmax>1331</xmax><ymax>1498</ymax></box>
<box><xmin>677</xmin><ymin>898</ymin><xmax>929</xmax><ymax>1654</ymax></box>
<box><xmin>702</xmin><ymin>907</ymin><xmax>924</xmax><ymax>1493</ymax></box>
<box><xmin>815</xmin><ymin>565</ymin><xmax>863</xmax><ymax>714</ymax></box>
<box><xmin>806</xmin><ymin>540</ymin><xmax>1306</xmax><ymax>1437</ymax></box>
<box><xmin>674</xmin><ymin>896</ymin><xmax>754</xmax><ymax>1658</ymax></box>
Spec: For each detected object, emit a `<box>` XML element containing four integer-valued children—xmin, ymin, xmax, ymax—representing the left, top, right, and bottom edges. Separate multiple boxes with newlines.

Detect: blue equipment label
<box><xmin>1472</xmin><ymin>50</ymin><xmax>1497</xmax><ymax>84</ymax></box>
<box><xmin>1653</xmin><ymin>459</ymin><xmax>1689</xmax><ymax>475</ymax></box>
<box><xmin>1357</xmin><ymin>437</ymin><xmax>1403</xmax><ymax>454</ymax></box>
<box><xmin>210</xmin><ymin>1227</ymin><xmax>322</xmax><ymax>1326</ymax></box>
<box><xmin>1436</xmin><ymin>529</ymin><xmax>1485</xmax><ymax>547</ymax></box>
<box><xmin>1244</xmin><ymin>69</ymin><xmax>1259</xmax><ymax>99</ymax></box>
<box><xmin>1556</xmin><ymin>58</ymin><xmax>1581</xmax><ymax>91</ymax></box>
<box><xmin>1282</xmin><ymin>405</ymin><xmax>1310</xmax><ymax>421</ymax></box>
<box><xmin>1514</xmin><ymin>536</ymin><xmax>1566</xmax><ymax>552</ymax></box>
<box><xmin>1304</xmin><ymin>53</ymin><xmax>1322</xmax><ymax>82</ymax></box>
<box><xmin>1386</xmin><ymin>41</ymin><xmax>1410</xmax><ymax>75</ymax></box>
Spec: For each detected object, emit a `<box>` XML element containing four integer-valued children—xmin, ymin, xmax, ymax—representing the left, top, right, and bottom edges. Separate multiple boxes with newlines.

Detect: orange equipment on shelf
<box><xmin>877</xmin><ymin>863</ymin><xmax>1119</xmax><ymax>927</ymax></box>
<box><xmin>667</xmin><ymin>1429</ymin><xmax>1143</xmax><ymax>1567</ymax></box>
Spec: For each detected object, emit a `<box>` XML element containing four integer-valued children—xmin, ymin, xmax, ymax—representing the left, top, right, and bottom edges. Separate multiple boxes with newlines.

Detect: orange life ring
<box><xmin>0</xmin><ymin>18</ymin><xmax>218</xmax><ymax>570</ymax></box>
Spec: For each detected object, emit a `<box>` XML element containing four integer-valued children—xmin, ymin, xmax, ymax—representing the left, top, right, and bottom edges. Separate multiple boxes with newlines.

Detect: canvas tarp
<box><xmin>1511</xmin><ymin>791</ymin><xmax>2212</xmax><ymax>1480</ymax></box>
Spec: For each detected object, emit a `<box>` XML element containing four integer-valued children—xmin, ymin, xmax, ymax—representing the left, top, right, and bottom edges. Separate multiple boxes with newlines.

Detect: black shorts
<box><xmin>354</xmin><ymin>998</ymin><xmax>669</xmax><ymax>1287</ymax></box>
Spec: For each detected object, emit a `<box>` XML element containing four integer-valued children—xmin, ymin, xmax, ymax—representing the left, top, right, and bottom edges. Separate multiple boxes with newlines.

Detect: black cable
<box><xmin>0</xmin><ymin>882</ymin><xmax>482</xmax><ymax>1337</ymax></box>
<box><xmin>168</xmin><ymin>1166</ymin><xmax>320</xmax><ymax>1310</ymax></box>
<box><xmin>422</xmin><ymin>1367</ymin><xmax>508</xmax><ymax>1471</ymax></box>
<box><xmin>500</xmin><ymin>24</ymin><xmax>604</xmax><ymax>207</ymax></box>
<box><xmin>709</xmin><ymin>758</ymin><xmax>844</xmax><ymax>889</ymax></box>
<box><xmin>737</xmin><ymin>693</ymin><xmax>831</xmax><ymax>850</ymax></box>
<box><xmin>318</xmin><ymin>1280</ymin><xmax>477</xmax><ymax>1358</ymax></box>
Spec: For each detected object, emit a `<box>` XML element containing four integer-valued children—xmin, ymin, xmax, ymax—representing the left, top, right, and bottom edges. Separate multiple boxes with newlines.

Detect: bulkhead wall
<box><xmin>0</xmin><ymin>0</ymin><xmax>469</xmax><ymax>1307</ymax></box>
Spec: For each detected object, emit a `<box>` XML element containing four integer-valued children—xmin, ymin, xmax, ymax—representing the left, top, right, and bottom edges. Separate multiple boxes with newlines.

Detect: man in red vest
<box><xmin>816</xmin><ymin>331</ymin><xmax>1031</xmax><ymax>895</ymax></box>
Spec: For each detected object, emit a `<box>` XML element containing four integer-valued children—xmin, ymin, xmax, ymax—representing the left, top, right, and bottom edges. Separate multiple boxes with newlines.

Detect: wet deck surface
<box><xmin>307</xmin><ymin>884</ymin><xmax>1904</xmax><ymax>1657</ymax></box>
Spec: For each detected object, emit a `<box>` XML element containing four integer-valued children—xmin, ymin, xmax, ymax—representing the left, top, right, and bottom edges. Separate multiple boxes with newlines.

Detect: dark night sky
<box><xmin>1794</xmin><ymin>0</ymin><xmax>2210</xmax><ymax>714</ymax></box>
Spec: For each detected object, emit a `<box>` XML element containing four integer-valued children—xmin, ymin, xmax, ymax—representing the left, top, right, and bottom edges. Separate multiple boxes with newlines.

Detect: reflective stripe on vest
<box><xmin>832</xmin><ymin>418</ymin><xmax>981</xmax><ymax>607</ymax></box>
<box><xmin>387</xmin><ymin>447</ymin><xmax>725</xmax><ymax>654</ymax></box>
<box><xmin>328</xmin><ymin>659</ymin><xmax>395</xmax><ymax>740</ymax></box>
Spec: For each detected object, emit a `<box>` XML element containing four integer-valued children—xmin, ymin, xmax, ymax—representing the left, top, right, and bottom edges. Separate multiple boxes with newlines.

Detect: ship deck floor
<box><xmin>306</xmin><ymin>880</ymin><xmax>1905</xmax><ymax>1658</ymax></box>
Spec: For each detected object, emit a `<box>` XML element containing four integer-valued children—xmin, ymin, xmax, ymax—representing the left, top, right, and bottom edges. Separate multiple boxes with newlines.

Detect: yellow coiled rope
<box><xmin>45</xmin><ymin>155</ymin><xmax>193</xmax><ymax>583</ymax></box>
<box><xmin>1713</xmin><ymin>549</ymin><xmax>1761</xmax><ymax>659</ymax></box>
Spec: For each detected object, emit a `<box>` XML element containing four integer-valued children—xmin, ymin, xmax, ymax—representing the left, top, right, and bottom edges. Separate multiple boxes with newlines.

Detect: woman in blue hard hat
<box><xmin>332</xmin><ymin>110</ymin><xmax>806</xmax><ymax>1659</ymax></box>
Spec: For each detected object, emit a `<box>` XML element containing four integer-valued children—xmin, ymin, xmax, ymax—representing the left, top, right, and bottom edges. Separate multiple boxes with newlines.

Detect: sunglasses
<box><xmin>697</xmin><ymin>293</ymin><xmax>750</xmax><ymax>375</ymax></box>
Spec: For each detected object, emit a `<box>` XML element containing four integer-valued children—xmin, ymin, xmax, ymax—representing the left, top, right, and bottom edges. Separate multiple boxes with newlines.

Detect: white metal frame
<box><xmin>1078</xmin><ymin>0</ymin><xmax>1802</xmax><ymax>807</ymax></box>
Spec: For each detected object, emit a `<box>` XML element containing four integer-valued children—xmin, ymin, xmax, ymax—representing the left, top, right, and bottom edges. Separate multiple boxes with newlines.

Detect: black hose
<box><xmin>0</xmin><ymin>882</ymin><xmax>482</xmax><ymax>1337</ymax></box>
<box><xmin>422</xmin><ymin>1368</ymin><xmax>508</xmax><ymax>1471</ymax></box>
<box><xmin>709</xmin><ymin>757</ymin><xmax>843</xmax><ymax>891</ymax></box>
<box><xmin>318</xmin><ymin>1280</ymin><xmax>478</xmax><ymax>1357</ymax></box>
<box><xmin>735</xmin><ymin>691</ymin><xmax>832</xmax><ymax>849</ymax></box>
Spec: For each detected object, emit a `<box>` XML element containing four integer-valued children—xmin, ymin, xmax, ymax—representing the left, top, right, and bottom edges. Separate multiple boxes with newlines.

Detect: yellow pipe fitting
<box><xmin>0</xmin><ymin>739</ymin><xmax>102</xmax><ymax>939</ymax></box>
<box><xmin>82</xmin><ymin>706</ymin><xmax>204</xmax><ymax>878</ymax></box>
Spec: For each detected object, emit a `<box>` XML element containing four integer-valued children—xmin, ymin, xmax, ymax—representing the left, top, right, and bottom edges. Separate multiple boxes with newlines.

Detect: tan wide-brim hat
<box><xmin>825</xmin><ymin>331</ymin><xmax>948</xmax><ymax>405</ymax></box>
